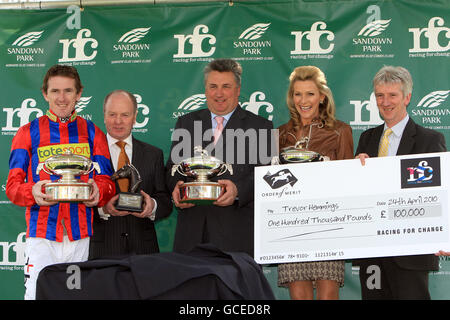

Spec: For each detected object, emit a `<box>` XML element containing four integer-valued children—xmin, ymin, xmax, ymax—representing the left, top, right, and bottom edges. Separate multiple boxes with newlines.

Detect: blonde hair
<box><xmin>286</xmin><ymin>66</ymin><xmax>336</xmax><ymax>129</ymax></box>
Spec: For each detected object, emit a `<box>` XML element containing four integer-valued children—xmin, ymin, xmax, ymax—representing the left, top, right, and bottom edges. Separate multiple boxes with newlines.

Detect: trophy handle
<box><xmin>88</xmin><ymin>162</ymin><xmax>101</xmax><ymax>175</ymax></box>
<box><xmin>172</xmin><ymin>164</ymin><xmax>188</xmax><ymax>177</ymax></box>
<box><xmin>271</xmin><ymin>156</ymin><xmax>280</xmax><ymax>165</ymax></box>
<box><xmin>217</xmin><ymin>163</ymin><xmax>233</xmax><ymax>176</ymax></box>
<box><xmin>36</xmin><ymin>163</ymin><xmax>43</xmax><ymax>175</ymax></box>
<box><xmin>36</xmin><ymin>163</ymin><xmax>52</xmax><ymax>175</ymax></box>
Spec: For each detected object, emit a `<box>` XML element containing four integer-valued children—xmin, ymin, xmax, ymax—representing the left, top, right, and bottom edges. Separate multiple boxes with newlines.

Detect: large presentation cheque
<box><xmin>254</xmin><ymin>152</ymin><xmax>450</xmax><ymax>264</ymax></box>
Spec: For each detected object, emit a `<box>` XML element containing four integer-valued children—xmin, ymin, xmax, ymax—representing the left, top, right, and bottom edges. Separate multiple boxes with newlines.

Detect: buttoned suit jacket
<box><xmin>355</xmin><ymin>117</ymin><xmax>446</xmax><ymax>271</ymax></box>
<box><xmin>89</xmin><ymin>137</ymin><xmax>172</xmax><ymax>259</ymax></box>
<box><xmin>166</xmin><ymin>106</ymin><xmax>274</xmax><ymax>257</ymax></box>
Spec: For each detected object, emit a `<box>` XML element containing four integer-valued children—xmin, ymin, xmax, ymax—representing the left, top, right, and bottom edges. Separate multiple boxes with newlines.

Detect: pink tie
<box><xmin>213</xmin><ymin>116</ymin><xmax>224</xmax><ymax>145</ymax></box>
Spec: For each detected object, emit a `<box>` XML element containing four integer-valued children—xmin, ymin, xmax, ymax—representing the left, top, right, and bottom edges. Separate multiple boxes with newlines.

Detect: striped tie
<box><xmin>378</xmin><ymin>128</ymin><xmax>393</xmax><ymax>157</ymax></box>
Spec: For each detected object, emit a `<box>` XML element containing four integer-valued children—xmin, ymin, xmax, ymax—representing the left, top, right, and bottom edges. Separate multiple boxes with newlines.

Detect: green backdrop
<box><xmin>0</xmin><ymin>0</ymin><xmax>449</xmax><ymax>299</ymax></box>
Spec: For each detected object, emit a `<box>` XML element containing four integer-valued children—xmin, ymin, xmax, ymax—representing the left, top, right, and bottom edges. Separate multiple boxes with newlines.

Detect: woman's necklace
<box><xmin>287</xmin><ymin>121</ymin><xmax>323</xmax><ymax>149</ymax></box>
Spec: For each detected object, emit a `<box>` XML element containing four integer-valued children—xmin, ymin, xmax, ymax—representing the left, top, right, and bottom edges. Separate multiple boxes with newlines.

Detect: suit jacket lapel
<box><xmin>368</xmin><ymin>124</ymin><xmax>384</xmax><ymax>157</ymax></box>
<box><xmin>213</xmin><ymin>105</ymin><xmax>245</xmax><ymax>161</ymax></box>
<box><xmin>195</xmin><ymin>108</ymin><xmax>213</xmax><ymax>149</ymax></box>
<box><xmin>396</xmin><ymin>118</ymin><xmax>416</xmax><ymax>156</ymax></box>
<box><xmin>131</xmin><ymin>137</ymin><xmax>140</xmax><ymax>166</ymax></box>
<box><xmin>224</xmin><ymin>105</ymin><xmax>246</xmax><ymax>130</ymax></box>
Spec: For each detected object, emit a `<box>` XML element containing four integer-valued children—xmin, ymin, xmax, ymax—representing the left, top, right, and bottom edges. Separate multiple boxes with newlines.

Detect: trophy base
<box><xmin>180</xmin><ymin>182</ymin><xmax>223</xmax><ymax>205</ymax></box>
<box><xmin>45</xmin><ymin>182</ymin><xmax>92</xmax><ymax>202</ymax></box>
<box><xmin>115</xmin><ymin>192</ymin><xmax>144</xmax><ymax>212</ymax></box>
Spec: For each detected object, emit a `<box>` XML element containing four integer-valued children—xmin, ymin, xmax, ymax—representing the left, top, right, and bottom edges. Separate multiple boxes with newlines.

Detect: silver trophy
<box><xmin>36</xmin><ymin>149</ymin><xmax>100</xmax><ymax>202</ymax></box>
<box><xmin>272</xmin><ymin>140</ymin><xmax>329</xmax><ymax>165</ymax></box>
<box><xmin>172</xmin><ymin>146</ymin><xmax>233</xmax><ymax>205</ymax></box>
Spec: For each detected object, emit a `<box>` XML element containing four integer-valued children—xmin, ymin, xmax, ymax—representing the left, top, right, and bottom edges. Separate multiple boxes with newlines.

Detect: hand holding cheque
<box><xmin>254</xmin><ymin>152</ymin><xmax>450</xmax><ymax>264</ymax></box>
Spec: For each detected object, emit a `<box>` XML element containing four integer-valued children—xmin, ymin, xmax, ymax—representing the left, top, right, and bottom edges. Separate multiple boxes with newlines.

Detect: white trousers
<box><xmin>24</xmin><ymin>236</ymin><xmax>89</xmax><ymax>300</ymax></box>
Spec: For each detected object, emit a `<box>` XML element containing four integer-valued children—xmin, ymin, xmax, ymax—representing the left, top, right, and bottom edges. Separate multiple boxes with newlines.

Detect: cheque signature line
<box><xmin>274</xmin><ymin>227</ymin><xmax>344</xmax><ymax>241</ymax></box>
<box><xmin>271</xmin><ymin>234</ymin><xmax>375</xmax><ymax>243</ymax></box>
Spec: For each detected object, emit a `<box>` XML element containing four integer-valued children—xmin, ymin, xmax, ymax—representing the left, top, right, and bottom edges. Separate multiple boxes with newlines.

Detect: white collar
<box><xmin>384</xmin><ymin>114</ymin><xmax>409</xmax><ymax>137</ymax></box>
<box><xmin>210</xmin><ymin>108</ymin><xmax>235</xmax><ymax>124</ymax></box>
<box><xmin>107</xmin><ymin>133</ymin><xmax>133</xmax><ymax>148</ymax></box>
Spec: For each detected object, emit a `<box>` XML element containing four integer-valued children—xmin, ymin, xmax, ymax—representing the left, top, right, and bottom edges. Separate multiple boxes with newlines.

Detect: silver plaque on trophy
<box><xmin>171</xmin><ymin>146</ymin><xmax>233</xmax><ymax>205</ymax></box>
<box><xmin>36</xmin><ymin>149</ymin><xmax>100</xmax><ymax>202</ymax></box>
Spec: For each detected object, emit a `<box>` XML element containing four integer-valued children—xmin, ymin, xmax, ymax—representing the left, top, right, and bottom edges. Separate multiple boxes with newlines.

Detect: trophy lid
<box><xmin>44</xmin><ymin>149</ymin><xmax>93</xmax><ymax>173</ymax></box>
<box><xmin>176</xmin><ymin>146</ymin><xmax>226</xmax><ymax>179</ymax></box>
<box><xmin>181</xmin><ymin>153</ymin><xmax>223</xmax><ymax>171</ymax></box>
<box><xmin>280</xmin><ymin>146</ymin><xmax>321</xmax><ymax>163</ymax></box>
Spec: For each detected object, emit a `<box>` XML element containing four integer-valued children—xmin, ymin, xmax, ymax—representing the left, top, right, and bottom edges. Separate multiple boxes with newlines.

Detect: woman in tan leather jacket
<box><xmin>277</xmin><ymin>66</ymin><xmax>354</xmax><ymax>300</ymax></box>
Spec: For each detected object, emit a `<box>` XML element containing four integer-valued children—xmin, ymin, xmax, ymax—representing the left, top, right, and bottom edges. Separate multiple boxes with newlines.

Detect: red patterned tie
<box><xmin>213</xmin><ymin>116</ymin><xmax>224</xmax><ymax>145</ymax></box>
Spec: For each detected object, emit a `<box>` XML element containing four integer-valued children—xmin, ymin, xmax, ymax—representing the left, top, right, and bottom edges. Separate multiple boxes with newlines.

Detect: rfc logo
<box><xmin>409</xmin><ymin>17</ymin><xmax>450</xmax><ymax>57</ymax></box>
<box><xmin>59</xmin><ymin>28</ymin><xmax>98</xmax><ymax>65</ymax></box>
<box><xmin>264</xmin><ymin>169</ymin><xmax>298</xmax><ymax>189</ymax></box>
<box><xmin>173</xmin><ymin>25</ymin><xmax>216</xmax><ymax>62</ymax></box>
<box><xmin>349</xmin><ymin>92</ymin><xmax>384</xmax><ymax>130</ymax></box>
<box><xmin>290</xmin><ymin>21</ymin><xmax>335</xmax><ymax>60</ymax></box>
<box><xmin>0</xmin><ymin>232</ymin><xmax>26</xmax><ymax>267</ymax></box>
<box><xmin>132</xmin><ymin>94</ymin><xmax>150</xmax><ymax>133</ymax></box>
<box><xmin>401</xmin><ymin>157</ymin><xmax>441</xmax><ymax>189</ymax></box>
<box><xmin>241</xmin><ymin>92</ymin><xmax>274</xmax><ymax>121</ymax></box>
<box><xmin>1</xmin><ymin>98</ymin><xmax>43</xmax><ymax>134</ymax></box>
<box><xmin>5</xmin><ymin>31</ymin><xmax>46</xmax><ymax>68</ymax></box>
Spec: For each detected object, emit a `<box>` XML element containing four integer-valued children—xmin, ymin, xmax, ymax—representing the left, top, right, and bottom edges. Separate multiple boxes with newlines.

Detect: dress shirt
<box><xmin>210</xmin><ymin>108</ymin><xmax>239</xmax><ymax>201</ymax></box>
<box><xmin>107</xmin><ymin>134</ymin><xmax>133</xmax><ymax>171</ymax></box>
<box><xmin>210</xmin><ymin>109</ymin><xmax>235</xmax><ymax>131</ymax></box>
<box><xmin>381</xmin><ymin>114</ymin><xmax>409</xmax><ymax>157</ymax></box>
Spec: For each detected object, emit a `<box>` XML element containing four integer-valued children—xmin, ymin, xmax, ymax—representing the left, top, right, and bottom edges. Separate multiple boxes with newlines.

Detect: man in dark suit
<box><xmin>89</xmin><ymin>90</ymin><xmax>172</xmax><ymax>259</ymax></box>
<box><xmin>355</xmin><ymin>66</ymin><xmax>446</xmax><ymax>299</ymax></box>
<box><xmin>166</xmin><ymin>58</ymin><xmax>274</xmax><ymax>257</ymax></box>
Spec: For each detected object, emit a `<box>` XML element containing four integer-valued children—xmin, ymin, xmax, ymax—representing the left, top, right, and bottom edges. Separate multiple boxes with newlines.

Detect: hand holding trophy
<box><xmin>35</xmin><ymin>149</ymin><xmax>101</xmax><ymax>203</ymax></box>
<box><xmin>171</xmin><ymin>146</ymin><xmax>233</xmax><ymax>205</ymax></box>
